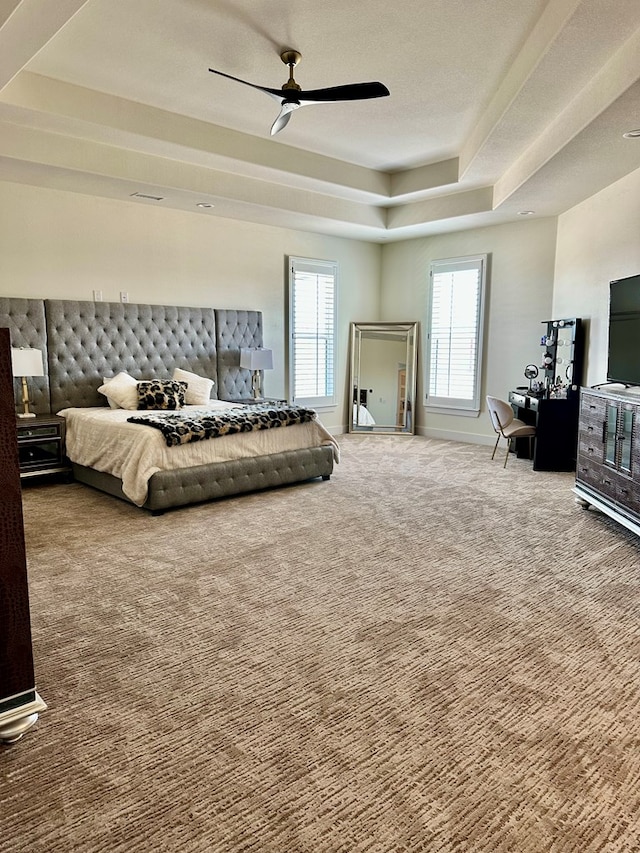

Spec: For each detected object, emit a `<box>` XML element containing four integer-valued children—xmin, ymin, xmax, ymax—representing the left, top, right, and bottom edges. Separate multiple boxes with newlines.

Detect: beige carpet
<box><xmin>3</xmin><ymin>434</ymin><xmax>640</xmax><ymax>852</ymax></box>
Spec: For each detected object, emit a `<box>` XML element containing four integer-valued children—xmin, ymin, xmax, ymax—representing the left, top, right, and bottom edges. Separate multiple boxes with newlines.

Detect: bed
<box><xmin>61</xmin><ymin>402</ymin><xmax>338</xmax><ymax>512</ymax></box>
<box><xmin>0</xmin><ymin>298</ymin><xmax>337</xmax><ymax>513</ymax></box>
<box><xmin>352</xmin><ymin>403</ymin><xmax>376</xmax><ymax>426</ymax></box>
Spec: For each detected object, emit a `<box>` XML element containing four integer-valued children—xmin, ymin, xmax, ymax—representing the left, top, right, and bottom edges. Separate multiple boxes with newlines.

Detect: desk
<box><xmin>508</xmin><ymin>390</ymin><xmax>579</xmax><ymax>472</ymax></box>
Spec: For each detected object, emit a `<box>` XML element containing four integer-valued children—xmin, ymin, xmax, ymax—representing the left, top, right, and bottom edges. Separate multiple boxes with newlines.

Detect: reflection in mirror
<box><xmin>349</xmin><ymin>322</ymin><xmax>418</xmax><ymax>434</ymax></box>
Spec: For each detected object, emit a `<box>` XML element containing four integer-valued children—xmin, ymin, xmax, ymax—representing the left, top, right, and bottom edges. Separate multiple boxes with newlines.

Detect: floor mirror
<box><xmin>349</xmin><ymin>321</ymin><xmax>418</xmax><ymax>434</ymax></box>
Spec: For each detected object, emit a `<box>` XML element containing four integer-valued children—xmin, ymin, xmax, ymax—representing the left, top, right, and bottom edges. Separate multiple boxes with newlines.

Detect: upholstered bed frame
<box><xmin>0</xmin><ymin>297</ymin><xmax>333</xmax><ymax>512</ymax></box>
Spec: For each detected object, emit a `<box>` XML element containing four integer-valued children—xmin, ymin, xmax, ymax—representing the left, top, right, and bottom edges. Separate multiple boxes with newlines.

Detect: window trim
<box><xmin>287</xmin><ymin>256</ymin><xmax>338</xmax><ymax>408</ymax></box>
<box><xmin>425</xmin><ymin>254</ymin><xmax>487</xmax><ymax>415</ymax></box>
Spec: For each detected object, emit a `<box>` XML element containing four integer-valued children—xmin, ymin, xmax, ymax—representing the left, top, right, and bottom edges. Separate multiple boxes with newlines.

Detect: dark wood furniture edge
<box><xmin>0</xmin><ymin>327</ymin><xmax>46</xmax><ymax>744</ymax></box>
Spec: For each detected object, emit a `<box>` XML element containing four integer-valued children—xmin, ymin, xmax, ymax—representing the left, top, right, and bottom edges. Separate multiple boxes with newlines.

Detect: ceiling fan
<box><xmin>209</xmin><ymin>50</ymin><xmax>390</xmax><ymax>137</ymax></box>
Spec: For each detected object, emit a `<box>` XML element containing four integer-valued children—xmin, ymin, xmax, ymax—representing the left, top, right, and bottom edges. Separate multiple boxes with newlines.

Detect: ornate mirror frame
<box><xmin>349</xmin><ymin>321</ymin><xmax>418</xmax><ymax>435</ymax></box>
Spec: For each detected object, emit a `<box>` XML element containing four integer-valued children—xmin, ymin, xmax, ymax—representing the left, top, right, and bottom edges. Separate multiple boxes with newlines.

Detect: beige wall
<box><xmin>553</xmin><ymin>167</ymin><xmax>640</xmax><ymax>387</ymax></box>
<box><xmin>380</xmin><ymin>218</ymin><xmax>558</xmax><ymax>443</ymax></box>
<box><xmin>0</xmin><ymin>181</ymin><xmax>382</xmax><ymax>431</ymax></box>
<box><xmin>7</xmin><ymin>165</ymin><xmax>636</xmax><ymax>444</ymax></box>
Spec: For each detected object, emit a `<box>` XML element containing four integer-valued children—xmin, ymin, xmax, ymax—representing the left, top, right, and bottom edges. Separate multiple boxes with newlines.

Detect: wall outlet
<box><xmin>93</xmin><ymin>290</ymin><xmax>103</xmax><ymax>301</ymax></box>
<box><xmin>120</xmin><ymin>291</ymin><xmax>129</xmax><ymax>303</ymax></box>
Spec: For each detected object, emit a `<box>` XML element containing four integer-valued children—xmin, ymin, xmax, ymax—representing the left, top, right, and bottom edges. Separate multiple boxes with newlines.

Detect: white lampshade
<box><xmin>11</xmin><ymin>347</ymin><xmax>44</xmax><ymax>378</ymax></box>
<box><xmin>240</xmin><ymin>348</ymin><xmax>273</xmax><ymax>371</ymax></box>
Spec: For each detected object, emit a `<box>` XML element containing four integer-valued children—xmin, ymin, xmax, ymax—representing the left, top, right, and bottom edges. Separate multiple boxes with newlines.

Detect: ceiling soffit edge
<box><xmin>0</xmin><ymin>73</ymin><xmax>473</xmax><ymax>204</ymax></box>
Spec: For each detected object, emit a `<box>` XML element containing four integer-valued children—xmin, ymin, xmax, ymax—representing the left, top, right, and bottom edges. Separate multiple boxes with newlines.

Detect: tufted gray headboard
<box><xmin>0</xmin><ymin>298</ymin><xmax>264</xmax><ymax>414</ymax></box>
<box><xmin>0</xmin><ymin>297</ymin><xmax>50</xmax><ymax>413</ymax></box>
<box><xmin>46</xmin><ymin>300</ymin><xmax>223</xmax><ymax>411</ymax></box>
<box><xmin>215</xmin><ymin>309</ymin><xmax>264</xmax><ymax>401</ymax></box>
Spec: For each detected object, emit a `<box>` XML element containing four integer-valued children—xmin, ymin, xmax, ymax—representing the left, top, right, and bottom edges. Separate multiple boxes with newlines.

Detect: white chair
<box><xmin>486</xmin><ymin>395</ymin><xmax>536</xmax><ymax>467</ymax></box>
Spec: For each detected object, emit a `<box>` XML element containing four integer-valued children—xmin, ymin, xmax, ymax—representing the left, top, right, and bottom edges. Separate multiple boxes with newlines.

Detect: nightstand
<box><xmin>16</xmin><ymin>414</ymin><xmax>70</xmax><ymax>481</ymax></box>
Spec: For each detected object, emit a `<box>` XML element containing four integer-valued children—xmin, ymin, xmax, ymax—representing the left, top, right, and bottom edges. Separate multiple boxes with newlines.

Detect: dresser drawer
<box><xmin>615</xmin><ymin>477</ymin><xmax>640</xmax><ymax>515</ymax></box>
<box><xmin>577</xmin><ymin>434</ymin><xmax>604</xmax><ymax>464</ymax></box>
<box><xmin>580</xmin><ymin>393</ymin><xmax>607</xmax><ymax>420</ymax></box>
<box><xmin>578</xmin><ymin>416</ymin><xmax>605</xmax><ymax>444</ymax></box>
<box><xmin>18</xmin><ymin>439</ymin><xmax>62</xmax><ymax>471</ymax></box>
<box><xmin>576</xmin><ymin>457</ymin><xmax>617</xmax><ymax>501</ymax></box>
<box><xmin>17</xmin><ymin>423</ymin><xmax>60</xmax><ymax>440</ymax></box>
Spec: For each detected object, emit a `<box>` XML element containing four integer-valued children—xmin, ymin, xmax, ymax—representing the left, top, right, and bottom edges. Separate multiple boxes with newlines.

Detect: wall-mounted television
<box><xmin>608</xmin><ymin>274</ymin><xmax>640</xmax><ymax>386</ymax></box>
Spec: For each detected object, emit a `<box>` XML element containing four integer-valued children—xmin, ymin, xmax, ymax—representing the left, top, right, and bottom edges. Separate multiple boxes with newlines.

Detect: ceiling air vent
<box><xmin>130</xmin><ymin>192</ymin><xmax>164</xmax><ymax>201</ymax></box>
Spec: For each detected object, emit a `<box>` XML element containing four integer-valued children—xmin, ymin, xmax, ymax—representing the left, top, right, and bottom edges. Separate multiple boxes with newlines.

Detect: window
<box><xmin>288</xmin><ymin>257</ymin><xmax>337</xmax><ymax>407</ymax></box>
<box><xmin>426</xmin><ymin>254</ymin><xmax>487</xmax><ymax>414</ymax></box>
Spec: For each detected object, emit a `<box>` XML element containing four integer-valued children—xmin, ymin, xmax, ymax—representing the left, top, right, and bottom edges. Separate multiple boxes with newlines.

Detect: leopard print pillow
<box><xmin>136</xmin><ymin>379</ymin><xmax>187</xmax><ymax>410</ymax></box>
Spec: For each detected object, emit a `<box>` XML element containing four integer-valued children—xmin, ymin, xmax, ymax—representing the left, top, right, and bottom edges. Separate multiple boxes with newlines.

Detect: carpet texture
<box><xmin>3</xmin><ymin>434</ymin><xmax>640</xmax><ymax>852</ymax></box>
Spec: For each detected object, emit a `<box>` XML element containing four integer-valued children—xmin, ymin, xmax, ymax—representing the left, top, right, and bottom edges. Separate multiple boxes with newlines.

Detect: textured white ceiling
<box><xmin>1</xmin><ymin>0</ymin><xmax>640</xmax><ymax>241</ymax></box>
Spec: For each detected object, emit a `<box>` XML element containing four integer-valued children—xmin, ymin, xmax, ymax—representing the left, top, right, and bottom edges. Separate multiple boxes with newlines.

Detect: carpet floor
<box><xmin>3</xmin><ymin>434</ymin><xmax>640</xmax><ymax>852</ymax></box>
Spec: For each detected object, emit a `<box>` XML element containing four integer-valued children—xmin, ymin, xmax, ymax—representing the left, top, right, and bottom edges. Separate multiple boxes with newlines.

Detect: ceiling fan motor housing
<box><xmin>280</xmin><ymin>49</ymin><xmax>302</xmax><ymax>94</ymax></box>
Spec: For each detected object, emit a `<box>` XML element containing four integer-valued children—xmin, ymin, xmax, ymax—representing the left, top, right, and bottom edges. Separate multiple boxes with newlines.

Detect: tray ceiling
<box><xmin>1</xmin><ymin>0</ymin><xmax>640</xmax><ymax>241</ymax></box>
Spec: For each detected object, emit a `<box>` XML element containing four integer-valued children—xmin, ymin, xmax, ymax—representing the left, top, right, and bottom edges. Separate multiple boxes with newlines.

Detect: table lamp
<box><xmin>11</xmin><ymin>347</ymin><xmax>44</xmax><ymax>418</ymax></box>
<box><xmin>240</xmin><ymin>347</ymin><xmax>273</xmax><ymax>399</ymax></box>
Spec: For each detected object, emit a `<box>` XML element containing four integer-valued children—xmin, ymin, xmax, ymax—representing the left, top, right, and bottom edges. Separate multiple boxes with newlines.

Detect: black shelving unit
<box><xmin>508</xmin><ymin>317</ymin><xmax>586</xmax><ymax>471</ymax></box>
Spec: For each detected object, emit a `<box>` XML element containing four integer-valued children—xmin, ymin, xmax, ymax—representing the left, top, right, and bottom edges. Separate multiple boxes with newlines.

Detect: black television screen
<box><xmin>608</xmin><ymin>274</ymin><xmax>640</xmax><ymax>386</ymax></box>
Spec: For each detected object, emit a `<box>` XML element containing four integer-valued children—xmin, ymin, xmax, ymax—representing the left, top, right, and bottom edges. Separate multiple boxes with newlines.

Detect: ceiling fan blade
<box><xmin>270</xmin><ymin>102</ymin><xmax>299</xmax><ymax>136</ymax></box>
<box><xmin>297</xmin><ymin>82</ymin><xmax>390</xmax><ymax>104</ymax></box>
<box><xmin>208</xmin><ymin>68</ymin><xmax>283</xmax><ymax>103</ymax></box>
<box><xmin>209</xmin><ymin>53</ymin><xmax>390</xmax><ymax>138</ymax></box>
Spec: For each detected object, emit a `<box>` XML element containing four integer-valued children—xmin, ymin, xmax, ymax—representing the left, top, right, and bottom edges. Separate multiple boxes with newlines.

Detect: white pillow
<box><xmin>98</xmin><ymin>372</ymin><xmax>139</xmax><ymax>410</ymax></box>
<box><xmin>172</xmin><ymin>368</ymin><xmax>214</xmax><ymax>405</ymax></box>
<box><xmin>100</xmin><ymin>376</ymin><xmax>120</xmax><ymax>408</ymax></box>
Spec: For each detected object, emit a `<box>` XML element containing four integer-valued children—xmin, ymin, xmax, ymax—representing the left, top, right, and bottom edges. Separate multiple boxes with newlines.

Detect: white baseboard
<box><xmin>332</xmin><ymin>423</ymin><xmax>495</xmax><ymax>446</ymax></box>
<box><xmin>416</xmin><ymin>425</ymin><xmax>495</xmax><ymax>447</ymax></box>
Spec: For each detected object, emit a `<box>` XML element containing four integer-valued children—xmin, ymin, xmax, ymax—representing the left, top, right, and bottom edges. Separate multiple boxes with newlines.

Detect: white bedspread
<box><xmin>59</xmin><ymin>402</ymin><xmax>339</xmax><ymax>506</ymax></box>
<box><xmin>353</xmin><ymin>403</ymin><xmax>376</xmax><ymax>426</ymax></box>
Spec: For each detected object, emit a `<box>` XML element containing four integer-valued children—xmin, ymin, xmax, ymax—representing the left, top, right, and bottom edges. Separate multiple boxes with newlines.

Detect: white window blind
<box><xmin>426</xmin><ymin>255</ymin><xmax>487</xmax><ymax>414</ymax></box>
<box><xmin>288</xmin><ymin>257</ymin><xmax>337</xmax><ymax>407</ymax></box>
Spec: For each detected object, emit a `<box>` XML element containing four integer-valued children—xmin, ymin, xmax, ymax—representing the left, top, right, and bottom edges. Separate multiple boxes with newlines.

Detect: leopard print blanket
<box><xmin>127</xmin><ymin>403</ymin><xmax>317</xmax><ymax>447</ymax></box>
